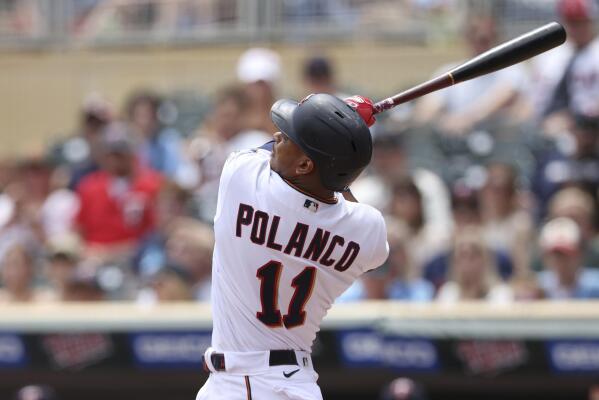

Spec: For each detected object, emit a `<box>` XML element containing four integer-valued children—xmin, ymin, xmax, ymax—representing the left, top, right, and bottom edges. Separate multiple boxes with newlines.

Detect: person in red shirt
<box><xmin>76</xmin><ymin>122</ymin><xmax>162</xmax><ymax>257</ymax></box>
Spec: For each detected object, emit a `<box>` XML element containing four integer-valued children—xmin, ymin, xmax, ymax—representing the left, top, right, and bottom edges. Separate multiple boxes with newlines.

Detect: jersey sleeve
<box><xmin>363</xmin><ymin>212</ymin><xmax>389</xmax><ymax>273</ymax></box>
<box><xmin>213</xmin><ymin>150</ymin><xmax>253</xmax><ymax>222</ymax></box>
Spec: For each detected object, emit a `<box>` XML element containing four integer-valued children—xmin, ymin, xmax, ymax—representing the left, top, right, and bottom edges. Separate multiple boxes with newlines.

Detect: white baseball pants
<box><xmin>195</xmin><ymin>348</ymin><xmax>323</xmax><ymax>400</ymax></box>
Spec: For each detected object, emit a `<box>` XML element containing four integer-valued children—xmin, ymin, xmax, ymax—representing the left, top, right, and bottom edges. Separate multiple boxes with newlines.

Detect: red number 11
<box><xmin>256</xmin><ymin>261</ymin><xmax>317</xmax><ymax>329</ymax></box>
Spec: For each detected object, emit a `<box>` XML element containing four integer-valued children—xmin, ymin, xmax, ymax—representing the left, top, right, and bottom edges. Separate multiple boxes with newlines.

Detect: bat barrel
<box><xmin>372</xmin><ymin>21</ymin><xmax>567</xmax><ymax>115</ymax></box>
<box><xmin>450</xmin><ymin>21</ymin><xmax>566</xmax><ymax>83</ymax></box>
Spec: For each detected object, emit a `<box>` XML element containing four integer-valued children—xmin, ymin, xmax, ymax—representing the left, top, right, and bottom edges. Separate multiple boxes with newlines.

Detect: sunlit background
<box><xmin>0</xmin><ymin>0</ymin><xmax>599</xmax><ymax>399</ymax></box>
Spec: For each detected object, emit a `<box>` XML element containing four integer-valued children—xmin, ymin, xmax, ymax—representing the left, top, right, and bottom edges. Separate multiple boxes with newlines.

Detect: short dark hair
<box><xmin>125</xmin><ymin>90</ymin><xmax>161</xmax><ymax>119</ymax></box>
<box><xmin>303</xmin><ymin>57</ymin><xmax>333</xmax><ymax>81</ymax></box>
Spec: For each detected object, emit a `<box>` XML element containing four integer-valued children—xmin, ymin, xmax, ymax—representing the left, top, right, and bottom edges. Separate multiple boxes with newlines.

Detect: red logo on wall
<box><xmin>455</xmin><ymin>340</ymin><xmax>528</xmax><ymax>375</ymax></box>
<box><xmin>42</xmin><ymin>334</ymin><xmax>113</xmax><ymax>370</ymax></box>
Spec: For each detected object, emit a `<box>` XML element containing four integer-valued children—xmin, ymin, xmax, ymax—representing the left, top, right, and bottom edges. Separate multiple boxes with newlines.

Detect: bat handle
<box><xmin>372</xmin><ymin>73</ymin><xmax>455</xmax><ymax>115</ymax></box>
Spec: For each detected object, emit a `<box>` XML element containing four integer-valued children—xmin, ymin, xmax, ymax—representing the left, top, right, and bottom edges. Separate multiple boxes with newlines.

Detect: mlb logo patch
<box><xmin>304</xmin><ymin>199</ymin><xmax>319</xmax><ymax>213</ymax></box>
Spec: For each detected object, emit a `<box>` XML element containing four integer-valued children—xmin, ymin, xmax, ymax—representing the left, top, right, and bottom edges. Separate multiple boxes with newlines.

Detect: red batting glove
<box><xmin>345</xmin><ymin>95</ymin><xmax>376</xmax><ymax>127</ymax></box>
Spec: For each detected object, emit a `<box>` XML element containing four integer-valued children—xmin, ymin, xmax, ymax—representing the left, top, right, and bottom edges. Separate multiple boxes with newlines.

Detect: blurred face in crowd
<box><xmin>213</xmin><ymin>97</ymin><xmax>245</xmax><ymax>141</ymax></box>
<box><xmin>1</xmin><ymin>245</ymin><xmax>33</xmax><ymax>298</ymax></box>
<box><xmin>386</xmin><ymin>233</ymin><xmax>410</xmax><ymax>280</ymax></box>
<box><xmin>390</xmin><ymin>182</ymin><xmax>423</xmax><ymax>231</ymax></box>
<box><xmin>465</xmin><ymin>18</ymin><xmax>497</xmax><ymax>56</ymax></box>
<box><xmin>166</xmin><ymin>226</ymin><xmax>213</xmax><ymax>281</ymax></box>
<box><xmin>245</xmin><ymin>80</ymin><xmax>274</xmax><ymax>108</ymax></box>
<box><xmin>452</xmin><ymin>194</ymin><xmax>480</xmax><ymax>229</ymax></box>
<box><xmin>152</xmin><ymin>271</ymin><xmax>193</xmax><ymax>302</ymax></box>
<box><xmin>83</xmin><ymin>114</ymin><xmax>109</xmax><ymax>162</ymax></box>
<box><xmin>19</xmin><ymin>161</ymin><xmax>52</xmax><ymax>202</ymax></box>
<box><xmin>563</xmin><ymin>17</ymin><xmax>596</xmax><ymax>48</ymax></box>
<box><xmin>157</xmin><ymin>185</ymin><xmax>189</xmax><ymax>228</ymax></box>
<box><xmin>480</xmin><ymin>164</ymin><xmax>516</xmax><ymax>217</ymax></box>
<box><xmin>544</xmin><ymin>247</ymin><xmax>581</xmax><ymax>287</ymax></box>
<box><xmin>62</xmin><ymin>282</ymin><xmax>104</xmax><ymax>302</ymax></box>
<box><xmin>130</xmin><ymin>100</ymin><xmax>159</xmax><ymax>137</ymax></box>
<box><xmin>104</xmin><ymin>149</ymin><xmax>134</xmax><ymax>177</ymax></box>
<box><xmin>550</xmin><ymin>203</ymin><xmax>595</xmax><ymax>241</ymax></box>
<box><xmin>452</xmin><ymin>241</ymin><xmax>487</xmax><ymax>290</ymax></box>
<box><xmin>372</xmin><ymin>142</ymin><xmax>405</xmax><ymax>182</ymax></box>
<box><xmin>46</xmin><ymin>254</ymin><xmax>78</xmax><ymax>291</ymax></box>
<box><xmin>573</xmin><ymin>124</ymin><xmax>599</xmax><ymax>157</ymax></box>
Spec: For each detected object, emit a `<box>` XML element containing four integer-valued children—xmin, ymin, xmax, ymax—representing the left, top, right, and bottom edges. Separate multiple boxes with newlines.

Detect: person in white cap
<box><xmin>538</xmin><ymin>217</ymin><xmax>599</xmax><ymax>299</ymax></box>
<box><xmin>236</xmin><ymin>48</ymin><xmax>281</xmax><ymax>138</ymax></box>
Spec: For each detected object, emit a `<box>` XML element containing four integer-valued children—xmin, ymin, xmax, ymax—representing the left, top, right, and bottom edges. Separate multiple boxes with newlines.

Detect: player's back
<box><xmin>211</xmin><ymin>148</ymin><xmax>388</xmax><ymax>352</ymax></box>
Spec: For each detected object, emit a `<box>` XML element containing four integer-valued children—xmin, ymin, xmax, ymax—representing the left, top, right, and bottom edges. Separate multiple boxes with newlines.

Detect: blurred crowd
<box><xmin>1</xmin><ymin>0</ymin><xmax>599</xmax><ymax>305</ymax></box>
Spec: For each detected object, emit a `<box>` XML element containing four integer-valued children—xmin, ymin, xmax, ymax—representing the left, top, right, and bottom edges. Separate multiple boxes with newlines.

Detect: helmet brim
<box><xmin>271</xmin><ymin>99</ymin><xmax>299</xmax><ymax>140</ymax></box>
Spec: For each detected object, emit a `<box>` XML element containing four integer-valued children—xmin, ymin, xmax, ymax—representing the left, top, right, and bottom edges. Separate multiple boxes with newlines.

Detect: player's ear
<box><xmin>296</xmin><ymin>156</ymin><xmax>314</xmax><ymax>175</ymax></box>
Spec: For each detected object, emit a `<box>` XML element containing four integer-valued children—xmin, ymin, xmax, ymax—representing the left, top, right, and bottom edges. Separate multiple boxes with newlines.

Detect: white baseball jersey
<box><xmin>210</xmin><ymin>146</ymin><xmax>389</xmax><ymax>353</ymax></box>
<box><xmin>530</xmin><ymin>37</ymin><xmax>599</xmax><ymax>117</ymax></box>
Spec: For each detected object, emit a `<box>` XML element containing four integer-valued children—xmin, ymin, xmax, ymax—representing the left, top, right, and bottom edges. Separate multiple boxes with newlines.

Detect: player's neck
<box><xmin>283</xmin><ymin>176</ymin><xmax>337</xmax><ymax>204</ymax></box>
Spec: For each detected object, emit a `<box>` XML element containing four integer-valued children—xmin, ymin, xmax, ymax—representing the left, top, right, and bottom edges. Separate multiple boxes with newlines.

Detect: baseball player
<box><xmin>196</xmin><ymin>93</ymin><xmax>389</xmax><ymax>400</ymax></box>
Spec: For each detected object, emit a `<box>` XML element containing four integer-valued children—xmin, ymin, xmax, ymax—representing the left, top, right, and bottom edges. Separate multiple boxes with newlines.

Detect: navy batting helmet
<box><xmin>270</xmin><ymin>93</ymin><xmax>373</xmax><ymax>191</ymax></box>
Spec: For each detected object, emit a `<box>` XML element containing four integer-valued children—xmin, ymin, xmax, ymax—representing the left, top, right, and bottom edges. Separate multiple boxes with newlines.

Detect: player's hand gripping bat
<box><xmin>371</xmin><ymin>21</ymin><xmax>566</xmax><ymax>115</ymax></box>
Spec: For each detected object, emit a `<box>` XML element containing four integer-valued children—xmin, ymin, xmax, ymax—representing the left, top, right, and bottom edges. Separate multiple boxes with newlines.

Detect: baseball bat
<box><xmin>373</xmin><ymin>21</ymin><xmax>567</xmax><ymax>114</ymax></box>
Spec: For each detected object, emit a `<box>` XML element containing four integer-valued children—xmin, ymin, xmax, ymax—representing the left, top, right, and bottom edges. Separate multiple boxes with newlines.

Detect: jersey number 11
<box><xmin>256</xmin><ymin>260</ymin><xmax>316</xmax><ymax>328</ymax></box>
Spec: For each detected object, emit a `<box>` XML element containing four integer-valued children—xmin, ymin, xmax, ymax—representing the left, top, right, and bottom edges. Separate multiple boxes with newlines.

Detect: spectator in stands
<box><xmin>0</xmin><ymin>243</ymin><xmax>46</xmax><ymax>302</ymax></box>
<box><xmin>40</xmin><ymin>167</ymin><xmax>80</xmax><ymax>240</ymax></box>
<box><xmin>547</xmin><ymin>186</ymin><xmax>599</xmax><ymax>268</ymax></box>
<box><xmin>353</xmin><ymin>131</ymin><xmax>452</xmax><ymax>236</ymax></box>
<box><xmin>135</xmin><ymin>180</ymin><xmax>192</xmax><ymax>278</ymax></box>
<box><xmin>61</xmin><ymin>268</ymin><xmax>105</xmax><ymax>301</ymax></box>
<box><xmin>449</xmin><ymin>182</ymin><xmax>481</xmax><ymax>229</ymax></box>
<box><xmin>44</xmin><ymin>233</ymin><xmax>81</xmax><ymax>301</ymax></box>
<box><xmin>479</xmin><ymin>163</ymin><xmax>534</xmax><ymax>277</ymax></box>
<box><xmin>187</xmin><ymin>85</ymin><xmax>259</xmax><ymax>221</ymax></box>
<box><xmin>301</xmin><ymin>55</ymin><xmax>348</xmax><ymax>98</ymax></box>
<box><xmin>0</xmin><ymin>156</ymin><xmax>55</xmax><ymax>256</ymax></box>
<box><xmin>424</xmin><ymin>182</ymin><xmax>513</xmax><ymax>291</ymax></box>
<box><xmin>533</xmin><ymin>113</ymin><xmax>599</xmax><ymax>218</ymax></box>
<box><xmin>337</xmin><ymin>218</ymin><xmax>434</xmax><ymax>302</ymax></box>
<box><xmin>237</xmin><ymin>47</ymin><xmax>280</xmax><ymax>136</ymax></box>
<box><xmin>388</xmin><ymin>176</ymin><xmax>448</xmax><ymax>276</ymax></box>
<box><xmin>165</xmin><ymin>219</ymin><xmax>214</xmax><ymax>301</ymax></box>
<box><xmin>537</xmin><ymin>217</ymin><xmax>599</xmax><ymax>299</ymax></box>
<box><xmin>531</xmin><ymin>0</ymin><xmax>599</xmax><ymax>134</ymax></box>
<box><xmin>75</xmin><ymin>123</ymin><xmax>162</xmax><ymax>260</ymax></box>
<box><xmin>351</xmin><ymin>132</ymin><xmax>407</xmax><ymax>210</ymax></box>
<box><xmin>126</xmin><ymin>90</ymin><xmax>185</xmax><ymax>180</ymax></box>
<box><xmin>413</xmin><ymin>15</ymin><xmax>529</xmax><ymax>135</ymax></box>
<box><xmin>385</xmin><ymin>219</ymin><xmax>434</xmax><ymax>301</ymax></box>
<box><xmin>64</xmin><ymin>93</ymin><xmax>112</xmax><ymax>190</ymax></box>
<box><xmin>139</xmin><ymin>264</ymin><xmax>194</xmax><ymax>303</ymax></box>
<box><xmin>0</xmin><ymin>180</ymin><xmax>43</xmax><ymax>269</ymax></box>
<box><xmin>436</xmin><ymin>228</ymin><xmax>513</xmax><ymax>303</ymax></box>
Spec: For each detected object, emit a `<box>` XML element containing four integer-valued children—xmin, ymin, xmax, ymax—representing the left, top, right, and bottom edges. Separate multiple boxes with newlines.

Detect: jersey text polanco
<box><xmin>210</xmin><ymin>148</ymin><xmax>389</xmax><ymax>352</ymax></box>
